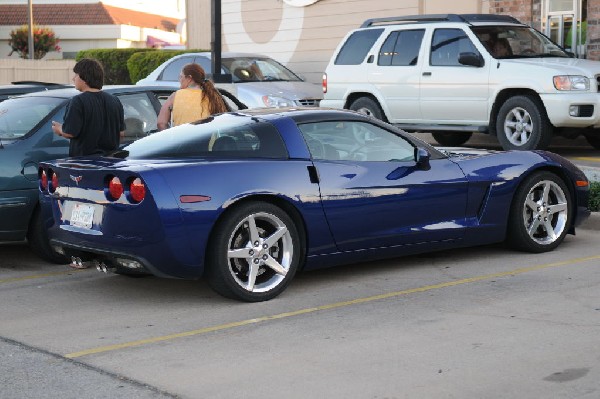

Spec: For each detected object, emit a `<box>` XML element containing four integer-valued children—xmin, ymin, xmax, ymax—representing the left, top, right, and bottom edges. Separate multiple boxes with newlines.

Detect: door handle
<box><xmin>422</xmin><ymin>72</ymin><xmax>432</xmax><ymax>76</ymax></box>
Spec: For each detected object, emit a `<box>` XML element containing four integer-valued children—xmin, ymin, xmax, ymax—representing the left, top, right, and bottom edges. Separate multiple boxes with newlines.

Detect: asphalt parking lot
<box><xmin>1</xmin><ymin>212</ymin><xmax>599</xmax><ymax>398</ymax></box>
<box><xmin>1</xmin><ymin>133</ymin><xmax>599</xmax><ymax>399</ymax></box>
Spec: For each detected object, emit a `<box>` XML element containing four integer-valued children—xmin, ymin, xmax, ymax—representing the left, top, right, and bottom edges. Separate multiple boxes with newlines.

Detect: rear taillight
<box><xmin>129</xmin><ymin>177</ymin><xmax>146</xmax><ymax>203</ymax></box>
<box><xmin>40</xmin><ymin>169</ymin><xmax>48</xmax><ymax>191</ymax></box>
<box><xmin>322</xmin><ymin>73</ymin><xmax>327</xmax><ymax>94</ymax></box>
<box><xmin>107</xmin><ymin>176</ymin><xmax>123</xmax><ymax>200</ymax></box>
<box><xmin>50</xmin><ymin>171</ymin><xmax>59</xmax><ymax>193</ymax></box>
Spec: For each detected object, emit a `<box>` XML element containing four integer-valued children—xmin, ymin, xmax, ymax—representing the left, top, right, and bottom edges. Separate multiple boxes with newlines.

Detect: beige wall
<box><xmin>187</xmin><ymin>0</ymin><xmax>487</xmax><ymax>84</ymax></box>
<box><xmin>0</xmin><ymin>59</ymin><xmax>76</xmax><ymax>84</ymax></box>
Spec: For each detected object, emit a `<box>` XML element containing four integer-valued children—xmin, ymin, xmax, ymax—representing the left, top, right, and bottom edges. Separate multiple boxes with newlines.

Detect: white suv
<box><xmin>321</xmin><ymin>14</ymin><xmax>600</xmax><ymax>150</ymax></box>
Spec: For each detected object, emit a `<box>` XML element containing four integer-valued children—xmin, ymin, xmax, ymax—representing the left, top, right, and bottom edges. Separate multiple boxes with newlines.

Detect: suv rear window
<box><xmin>334</xmin><ymin>29</ymin><xmax>383</xmax><ymax>65</ymax></box>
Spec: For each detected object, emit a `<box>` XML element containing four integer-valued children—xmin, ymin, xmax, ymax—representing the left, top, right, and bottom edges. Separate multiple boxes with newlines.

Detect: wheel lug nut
<box><xmin>262</xmin><ymin>255</ymin><xmax>268</xmax><ymax>260</ymax></box>
<box><xmin>254</xmin><ymin>241</ymin><xmax>260</xmax><ymax>246</ymax></box>
<box><xmin>249</xmin><ymin>250</ymin><xmax>254</xmax><ymax>256</ymax></box>
<box><xmin>263</xmin><ymin>244</ymin><xmax>268</xmax><ymax>249</ymax></box>
<box><xmin>253</xmin><ymin>258</ymin><xmax>260</xmax><ymax>264</ymax></box>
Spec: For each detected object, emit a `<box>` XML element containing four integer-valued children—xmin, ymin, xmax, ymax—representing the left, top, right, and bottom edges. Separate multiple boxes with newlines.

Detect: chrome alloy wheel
<box><xmin>226</xmin><ymin>212</ymin><xmax>293</xmax><ymax>292</ymax></box>
<box><xmin>522</xmin><ymin>179</ymin><xmax>568</xmax><ymax>245</ymax></box>
<box><xmin>503</xmin><ymin>106</ymin><xmax>533</xmax><ymax>147</ymax></box>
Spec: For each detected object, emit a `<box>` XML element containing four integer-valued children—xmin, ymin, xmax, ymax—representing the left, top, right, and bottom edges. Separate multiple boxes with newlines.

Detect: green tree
<box><xmin>8</xmin><ymin>25</ymin><xmax>61</xmax><ymax>59</ymax></box>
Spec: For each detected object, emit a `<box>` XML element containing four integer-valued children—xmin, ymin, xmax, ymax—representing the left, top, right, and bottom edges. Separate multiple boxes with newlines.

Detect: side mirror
<box><xmin>415</xmin><ymin>147</ymin><xmax>431</xmax><ymax>170</ymax></box>
<box><xmin>458</xmin><ymin>52</ymin><xmax>484</xmax><ymax>67</ymax></box>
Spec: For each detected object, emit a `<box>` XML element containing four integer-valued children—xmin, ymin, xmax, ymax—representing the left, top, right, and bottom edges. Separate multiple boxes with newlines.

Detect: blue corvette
<box><xmin>39</xmin><ymin>108</ymin><xmax>590</xmax><ymax>301</ymax></box>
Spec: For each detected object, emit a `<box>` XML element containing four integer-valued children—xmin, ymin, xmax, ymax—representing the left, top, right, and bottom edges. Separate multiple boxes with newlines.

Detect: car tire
<box><xmin>206</xmin><ymin>201</ymin><xmax>301</xmax><ymax>302</ymax></box>
<box><xmin>584</xmin><ymin>133</ymin><xmax>600</xmax><ymax>150</ymax></box>
<box><xmin>349</xmin><ymin>97</ymin><xmax>385</xmax><ymax>121</ymax></box>
<box><xmin>496</xmin><ymin>95</ymin><xmax>553</xmax><ymax>151</ymax></box>
<box><xmin>506</xmin><ymin>171</ymin><xmax>571</xmax><ymax>253</ymax></box>
<box><xmin>431</xmin><ymin>131</ymin><xmax>473</xmax><ymax>147</ymax></box>
<box><xmin>27</xmin><ymin>207</ymin><xmax>69</xmax><ymax>264</ymax></box>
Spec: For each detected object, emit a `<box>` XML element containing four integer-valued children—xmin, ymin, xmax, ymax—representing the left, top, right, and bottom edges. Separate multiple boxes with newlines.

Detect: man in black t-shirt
<box><xmin>51</xmin><ymin>58</ymin><xmax>124</xmax><ymax>156</ymax></box>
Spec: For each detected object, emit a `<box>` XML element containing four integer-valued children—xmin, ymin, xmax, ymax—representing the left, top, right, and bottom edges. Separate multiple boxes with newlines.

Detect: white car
<box><xmin>137</xmin><ymin>51</ymin><xmax>322</xmax><ymax>109</ymax></box>
<box><xmin>321</xmin><ymin>14</ymin><xmax>600</xmax><ymax>150</ymax></box>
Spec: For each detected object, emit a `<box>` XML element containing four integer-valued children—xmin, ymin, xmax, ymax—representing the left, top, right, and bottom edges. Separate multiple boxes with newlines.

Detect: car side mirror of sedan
<box><xmin>415</xmin><ymin>147</ymin><xmax>431</xmax><ymax>170</ymax></box>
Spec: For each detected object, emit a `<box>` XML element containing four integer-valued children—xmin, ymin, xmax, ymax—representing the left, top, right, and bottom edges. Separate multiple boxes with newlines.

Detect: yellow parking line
<box><xmin>572</xmin><ymin>157</ymin><xmax>600</xmax><ymax>163</ymax></box>
<box><xmin>0</xmin><ymin>269</ymin><xmax>87</xmax><ymax>284</ymax></box>
<box><xmin>64</xmin><ymin>254</ymin><xmax>600</xmax><ymax>359</ymax></box>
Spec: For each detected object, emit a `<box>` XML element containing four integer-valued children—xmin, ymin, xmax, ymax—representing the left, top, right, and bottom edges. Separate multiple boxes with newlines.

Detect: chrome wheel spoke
<box><xmin>228</xmin><ymin>247</ymin><xmax>252</xmax><ymax>259</ymax></box>
<box><xmin>264</xmin><ymin>255</ymin><xmax>287</xmax><ymax>276</ymax></box>
<box><xmin>245</xmin><ymin>262</ymin><xmax>259</xmax><ymax>291</ymax></box>
<box><xmin>548</xmin><ymin>202</ymin><xmax>568</xmax><ymax>215</ymax></box>
<box><xmin>527</xmin><ymin>218</ymin><xmax>542</xmax><ymax>237</ymax></box>
<box><xmin>264</xmin><ymin>226</ymin><xmax>288</xmax><ymax>248</ymax></box>
<box><xmin>543</xmin><ymin>220</ymin><xmax>558</xmax><ymax>241</ymax></box>
<box><xmin>247</xmin><ymin>215</ymin><xmax>260</xmax><ymax>244</ymax></box>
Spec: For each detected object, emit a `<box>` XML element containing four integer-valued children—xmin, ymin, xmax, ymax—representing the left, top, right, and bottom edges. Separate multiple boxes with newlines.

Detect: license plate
<box><xmin>70</xmin><ymin>203</ymin><xmax>94</xmax><ymax>229</ymax></box>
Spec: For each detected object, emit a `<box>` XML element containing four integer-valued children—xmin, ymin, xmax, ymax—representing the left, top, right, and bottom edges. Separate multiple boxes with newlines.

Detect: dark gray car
<box><xmin>0</xmin><ymin>85</ymin><xmax>246</xmax><ymax>263</ymax></box>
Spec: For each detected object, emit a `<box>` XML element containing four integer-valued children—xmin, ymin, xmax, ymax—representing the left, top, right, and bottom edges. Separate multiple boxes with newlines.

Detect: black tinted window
<box><xmin>430</xmin><ymin>29</ymin><xmax>478</xmax><ymax>66</ymax></box>
<box><xmin>334</xmin><ymin>29</ymin><xmax>383</xmax><ymax>65</ymax></box>
<box><xmin>378</xmin><ymin>29</ymin><xmax>424</xmax><ymax>66</ymax></box>
<box><xmin>160</xmin><ymin>56</ymin><xmax>195</xmax><ymax>81</ymax></box>
<box><xmin>122</xmin><ymin>113</ymin><xmax>288</xmax><ymax>159</ymax></box>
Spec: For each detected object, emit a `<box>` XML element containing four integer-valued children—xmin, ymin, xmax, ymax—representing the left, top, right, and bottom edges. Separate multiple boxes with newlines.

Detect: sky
<box><xmin>1</xmin><ymin>0</ymin><xmax>186</xmax><ymax>18</ymax></box>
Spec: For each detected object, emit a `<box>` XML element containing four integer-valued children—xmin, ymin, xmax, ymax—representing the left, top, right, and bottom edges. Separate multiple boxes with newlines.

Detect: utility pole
<box><xmin>210</xmin><ymin>0</ymin><xmax>231</xmax><ymax>83</ymax></box>
<box><xmin>28</xmin><ymin>0</ymin><xmax>34</xmax><ymax>59</ymax></box>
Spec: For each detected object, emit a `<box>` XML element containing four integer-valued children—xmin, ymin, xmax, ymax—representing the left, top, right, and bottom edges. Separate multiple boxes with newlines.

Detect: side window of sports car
<box><xmin>298</xmin><ymin>121</ymin><xmax>414</xmax><ymax>162</ymax></box>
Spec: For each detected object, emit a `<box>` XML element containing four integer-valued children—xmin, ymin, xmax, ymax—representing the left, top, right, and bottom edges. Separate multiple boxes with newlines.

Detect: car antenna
<box><xmin>0</xmin><ymin>137</ymin><xmax>4</xmax><ymax>149</ymax></box>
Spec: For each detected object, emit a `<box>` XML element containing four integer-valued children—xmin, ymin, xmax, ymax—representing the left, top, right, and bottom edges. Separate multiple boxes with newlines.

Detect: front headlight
<box><xmin>262</xmin><ymin>95</ymin><xmax>295</xmax><ymax>107</ymax></box>
<box><xmin>553</xmin><ymin>75</ymin><xmax>590</xmax><ymax>91</ymax></box>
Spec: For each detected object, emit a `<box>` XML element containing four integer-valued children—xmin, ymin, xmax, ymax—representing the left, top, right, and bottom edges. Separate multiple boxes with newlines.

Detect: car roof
<box><xmin>15</xmin><ymin>85</ymin><xmax>176</xmax><ymax>99</ymax></box>
<box><xmin>360</xmin><ymin>13</ymin><xmax>525</xmax><ymax>28</ymax></box>
<box><xmin>236</xmin><ymin>106</ymin><xmax>371</xmax><ymax>123</ymax></box>
<box><xmin>170</xmin><ymin>51</ymin><xmax>271</xmax><ymax>59</ymax></box>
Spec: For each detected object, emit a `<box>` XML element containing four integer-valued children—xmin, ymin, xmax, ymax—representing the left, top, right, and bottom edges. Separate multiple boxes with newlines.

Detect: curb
<box><xmin>581</xmin><ymin>166</ymin><xmax>600</xmax><ymax>183</ymax></box>
<box><xmin>580</xmin><ymin>211</ymin><xmax>600</xmax><ymax>231</ymax></box>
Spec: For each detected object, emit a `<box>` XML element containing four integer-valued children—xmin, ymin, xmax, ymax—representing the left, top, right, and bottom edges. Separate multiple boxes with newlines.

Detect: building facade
<box><xmin>187</xmin><ymin>0</ymin><xmax>595</xmax><ymax>84</ymax></box>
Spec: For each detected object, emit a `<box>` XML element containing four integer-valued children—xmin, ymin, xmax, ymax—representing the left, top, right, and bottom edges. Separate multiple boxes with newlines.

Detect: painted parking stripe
<box><xmin>0</xmin><ymin>269</ymin><xmax>88</xmax><ymax>284</ymax></box>
<box><xmin>573</xmin><ymin>157</ymin><xmax>600</xmax><ymax>163</ymax></box>
<box><xmin>64</xmin><ymin>254</ymin><xmax>600</xmax><ymax>359</ymax></box>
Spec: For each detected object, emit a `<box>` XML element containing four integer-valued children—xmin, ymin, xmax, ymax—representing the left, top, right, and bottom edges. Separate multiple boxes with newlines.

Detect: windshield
<box><xmin>0</xmin><ymin>96</ymin><xmax>64</xmax><ymax>140</ymax></box>
<box><xmin>118</xmin><ymin>113</ymin><xmax>287</xmax><ymax>159</ymax></box>
<box><xmin>222</xmin><ymin>57</ymin><xmax>303</xmax><ymax>83</ymax></box>
<box><xmin>471</xmin><ymin>26</ymin><xmax>570</xmax><ymax>59</ymax></box>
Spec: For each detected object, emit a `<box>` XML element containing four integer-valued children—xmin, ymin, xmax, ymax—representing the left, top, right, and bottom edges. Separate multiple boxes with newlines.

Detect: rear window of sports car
<box><xmin>121</xmin><ymin>113</ymin><xmax>288</xmax><ymax>159</ymax></box>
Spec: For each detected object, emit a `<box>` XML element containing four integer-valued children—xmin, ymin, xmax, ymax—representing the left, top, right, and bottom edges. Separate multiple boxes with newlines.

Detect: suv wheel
<box><xmin>496</xmin><ymin>95</ymin><xmax>552</xmax><ymax>151</ymax></box>
<box><xmin>349</xmin><ymin>97</ymin><xmax>385</xmax><ymax>121</ymax></box>
<box><xmin>431</xmin><ymin>131</ymin><xmax>473</xmax><ymax>147</ymax></box>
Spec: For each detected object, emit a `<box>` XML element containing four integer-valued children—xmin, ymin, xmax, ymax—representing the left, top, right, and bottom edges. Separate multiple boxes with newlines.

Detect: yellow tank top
<box><xmin>172</xmin><ymin>88</ymin><xmax>211</xmax><ymax>126</ymax></box>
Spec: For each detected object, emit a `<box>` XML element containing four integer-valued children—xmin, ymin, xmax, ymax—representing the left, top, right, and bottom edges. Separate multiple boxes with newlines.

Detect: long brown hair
<box><xmin>182</xmin><ymin>63</ymin><xmax>228</xmax><ymax>115</ymax></box>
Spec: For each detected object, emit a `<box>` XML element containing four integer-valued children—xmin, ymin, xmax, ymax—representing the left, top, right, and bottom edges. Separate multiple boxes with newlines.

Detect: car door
<box><xmin>419</xmin><ymin>27</ymin><xmax>490</xmax><ymax>124</ymax></box>
<box><xmin>297</xmin><ymin>120</ymin><xmax>468</xmax><ymax>252</ymax></box>
<box><xmin>366</xmin><ymin>28</ymin><xmax>425</xmax><ymax>123</ymax></box>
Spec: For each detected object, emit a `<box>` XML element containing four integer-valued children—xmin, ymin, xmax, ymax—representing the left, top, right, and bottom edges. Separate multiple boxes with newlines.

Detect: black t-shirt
<box><xmin>62</xmin><ymin>91</ymin><xmax>125</xmax><ymax>156</ymax></box>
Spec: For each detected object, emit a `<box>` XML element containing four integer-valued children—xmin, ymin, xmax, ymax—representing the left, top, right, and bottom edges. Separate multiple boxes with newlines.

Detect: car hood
<box><xmin>502</xmin><ymin>57</ymin><xmax>600</xmax><ymax>76</ymax></box>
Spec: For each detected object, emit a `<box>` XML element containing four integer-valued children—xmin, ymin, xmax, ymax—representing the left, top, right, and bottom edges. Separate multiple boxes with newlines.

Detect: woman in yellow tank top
<box><xmin>157</xmin><ymin>63</ymin><xmax>228</xmax><ymax>130</ymax></box>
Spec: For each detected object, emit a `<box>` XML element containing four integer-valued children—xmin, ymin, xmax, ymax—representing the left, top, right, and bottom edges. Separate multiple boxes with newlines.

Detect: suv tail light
<box><xmin>322</xmin><ymin>73</ymin><xmax>327</xmax><ymax>93</ymax></box>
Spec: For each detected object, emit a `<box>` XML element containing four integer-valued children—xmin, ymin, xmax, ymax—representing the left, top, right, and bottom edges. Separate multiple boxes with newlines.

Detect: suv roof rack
<box><xmin>360</xmin><ymin>14</ymin><xmax>521</xmax><ymax>28</ymax></box>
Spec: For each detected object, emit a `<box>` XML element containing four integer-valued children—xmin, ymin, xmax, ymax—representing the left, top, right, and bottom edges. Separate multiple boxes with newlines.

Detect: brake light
<box><xmin>322</xmin><ymin>73</ymin><xmax>327</xmax><ymax>93</ymax></box>
<box><xmin>40</xmin><ymin>169</ymin><xmax>48</xmax><ymax>191</ymax></box>
<box><xmin>129</xmin><ymin>177</ymin><xmax>146</xmax><ymax>203</ymax></box>
<box><xmin>50</xmin><ymin>171</ymin><xmax>59</xmax><ymax>193</ymax></box>
<box><xmin>108</xmin><ymin>176</ymin><xmax>123</xmax><ymax>200</ymax></box>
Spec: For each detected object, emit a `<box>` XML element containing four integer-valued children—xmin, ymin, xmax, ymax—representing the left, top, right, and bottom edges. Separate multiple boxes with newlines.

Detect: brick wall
<box><xmin>488</xmin><ymin>0</ymin><xmax>542</xmax><ymax>29</ymax></box>
<box><xmin>587</xmin><ymin>1</ymin><xmax>600</xmax><ymax>60</ymax></box>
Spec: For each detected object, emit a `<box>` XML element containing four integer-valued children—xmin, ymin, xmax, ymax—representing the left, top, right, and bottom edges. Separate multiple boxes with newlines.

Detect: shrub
<box><xmin>127</xmin><ymin>49</ymin><xmax>209</xmax><ymax>84</ymax></box>
<box><xmin>76</xmin><ymin>48</ymin><xmax>155</xmax><ymax>84</ymax></box>
<box><xmin>589</xmin><ymin>181</ymin><xmax>600</xmax><ymax>212</ymax></box>
<box><xmin>8</xmin><ymin>25</ymin><xmax>61</xmax><ymax>59</ymax></box>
